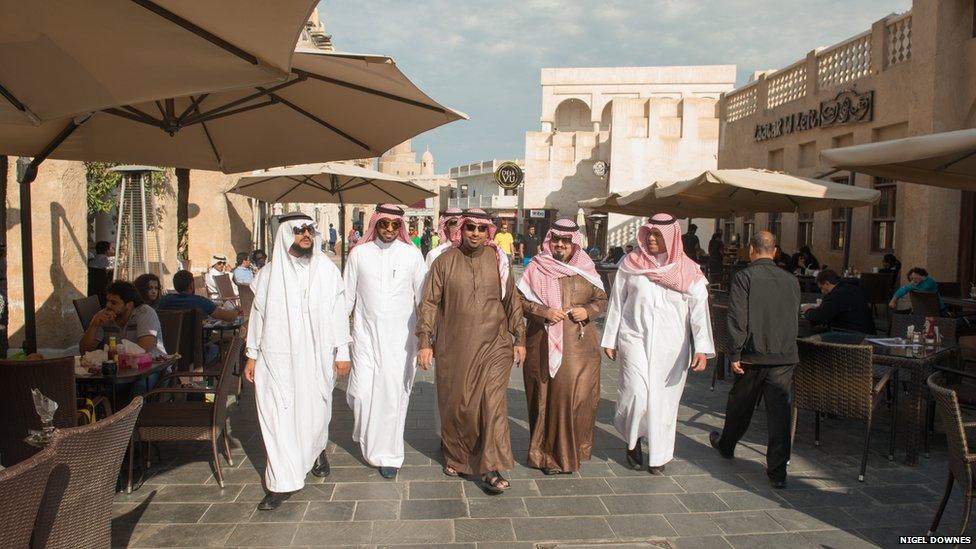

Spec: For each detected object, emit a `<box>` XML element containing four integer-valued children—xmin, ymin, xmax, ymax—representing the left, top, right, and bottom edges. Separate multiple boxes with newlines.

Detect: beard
<box><xmin>290</xmin><ymin>242</ymin><xmax>313</xmax><ymax>257</ymax></box>
<box><xmin>552</xmin><ymin>250</ymin><xmax>567</xmax><ymax>262</ymax></box>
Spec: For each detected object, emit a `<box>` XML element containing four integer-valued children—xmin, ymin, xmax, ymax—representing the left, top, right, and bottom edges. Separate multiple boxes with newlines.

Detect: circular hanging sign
<box><xmin>494</xmin><ymin>161</ymin><xmax>524</xmax><ymax>190</ymax></box>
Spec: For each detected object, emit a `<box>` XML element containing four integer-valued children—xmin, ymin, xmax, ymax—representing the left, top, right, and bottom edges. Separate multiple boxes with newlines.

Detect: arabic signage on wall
<box><xmin>754</xmin><ymin>89</ymin><xmax>874</xmax><ymax>142</ymax></box>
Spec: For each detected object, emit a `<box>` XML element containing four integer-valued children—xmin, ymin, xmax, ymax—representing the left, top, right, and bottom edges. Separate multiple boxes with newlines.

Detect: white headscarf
<box><xmin>249</xmin><ymin>213</ymin><xmax>351</xmax><ymax>408</ymax></box>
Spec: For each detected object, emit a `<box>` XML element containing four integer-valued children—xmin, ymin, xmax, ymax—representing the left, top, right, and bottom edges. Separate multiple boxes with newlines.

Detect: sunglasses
<box><xmin>464</xmin><ymin>223</ymin><xmax>489</xmax><ymax>233</ymax></box>
<box><xmin>292</xmin><ymin>223</ymin><xmax>316</xmax><ymax>235</ymax></box>
<box><xmin>551</xmin><ymin>236</ymin><xmax>573</xmax><ymax>245</ymax></box>
<box><xmin>446</xmin><ymin>219</ymin><xmax>459</xmax><ymax>227</ymax></box>
<box><xmin>377</xmin><ymin>219</ymin><xmax>402</xmax><ymax>230</ymax></box>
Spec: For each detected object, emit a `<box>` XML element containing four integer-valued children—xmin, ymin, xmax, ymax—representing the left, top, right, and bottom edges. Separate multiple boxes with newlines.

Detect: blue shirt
<box><xmin>158</xmin><ymin>293</ymin><xmax>217</xmax><ymax>316</ymax></box>
<box><xmin>232</xmin><ymin>266</ymin><xmax>254</xmax><ymax>285</ymax></box>
<box><xmin>329</xmin><ymin>228</ymin><xmax>337</xmax><ymax>243</ymax></box>
<box><xmin>893</xmin><ymin>276</ymin><xmax>946</xmax><ymax>310</ymax></box>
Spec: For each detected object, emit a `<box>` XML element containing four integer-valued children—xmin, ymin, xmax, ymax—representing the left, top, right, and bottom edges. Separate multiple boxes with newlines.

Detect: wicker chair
<box><xmin>710</xmin><ymin>303</ymin><xmax>730</xmax><ymax>391</ymax></box>
<box><xmin>72</xmin><ymin>295</ymin><xmax>101</xmax><ymax>331</ymax></box>
<box><xmin>911</xmin><ymin>291</ymin><xmax>943</xmax><ymax>317</ymax></box>
<box><xmin>129</xmin><ymin>337</ymin><xmax>243</xmax><ymax>491</ymax></box>
<box><xmin>157</xmin><ymin>309</ymin><xmax>185</xmax><ymax>356</ymax></box>
<box><xmin>927</xmin><ymin>373</ymin><xmax>976</xmax><ymax>536</ymax></box>
<box><xmin>0</xmin><ymin>357</ymin><xmax>78</xmax><ymax>465</ymax></box>
<box><xmin>0</xmin><ymin>443</ymin><xmax>56</xmax><ymax>548</ymax></box>
<box><xmin>32</xmin><ymin>397</ymin><xmax>143</xmax><ymax>549</ymax></box>
<box><xmin>193</xmin><ymin>274</ymin><xmax>209</xmax><ymax>297</ymax></box>
<box><xmin>215</xmin><ymin>273</ymin><xmax>240</xmax><ymax>303</ymax></box>
<box><xmin>238</xmin><ymin>283</ymin><xmax>255</xmax><ymax>317</ymax></box>
<box><xmin>792</xmin><ymin>339</ymin><xmax>896</xmax><ymax>482</ymax></box>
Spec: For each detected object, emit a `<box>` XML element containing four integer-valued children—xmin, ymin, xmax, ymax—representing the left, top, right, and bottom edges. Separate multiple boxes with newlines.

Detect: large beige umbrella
<box><xmin>0</xmin><ymin>0</ymin><xmax>317</xmax><ymax>124</ymax></box>
<box><xmin>578</xmin><ymin>192</ymin><xmax>647</xmax><ymax>216</ymax></box>
<box><xmin>616</xmin><ymin>169</ymin><xmax>881</xmax><ymax>217</ymax></box>
<box><xmin>820</xmin><ymin>128</ymin><xmax>976</xmax><ymax>191</ymax></box>
<box><xmin>230</xmin><ymin>163</ymin><xmax>437</xmax><ymax>268</ymax></box>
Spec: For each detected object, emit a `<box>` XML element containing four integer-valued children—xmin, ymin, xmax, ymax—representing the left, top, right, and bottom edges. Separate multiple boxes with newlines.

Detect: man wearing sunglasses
<box><xmin>243</xmin><ymin>213</ymin><xmax>352</xmax><ymax>511</ymax></box>
<box><xmin>425</xmin><ymin>208</ymin><xmax>463</xmax><ymax>268</ymax></box>
<box><xmin>417</xmin><ymin>208</ymin><xmax>526</xmax><ymax>495</ymax></box>
<box><xmin>344</xmin><ymin>204</ymin><xmax>427</xmax><ymax>480</ymax></box>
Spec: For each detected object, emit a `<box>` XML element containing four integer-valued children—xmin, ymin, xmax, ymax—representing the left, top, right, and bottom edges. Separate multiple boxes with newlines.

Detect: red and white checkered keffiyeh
<box><xmin>437</xmin><ymin>207</ymin><xmax>463</xmax><ymax>243</ymax></box>
<box><xmin>517</xmin><ymin>219</ymin><xmax>604</xmax><ymax>378</ymax></box>
<box><xmin>358</xmin><ymin>204</ymin><xmax>410</xmax><ymax>246</ymax></box>
<box><xmin>620</xmin><ymin>213</ymin><xmax>704</xmax><ymax>294</ymax></box>
<box><xmin>451</xmin><ymin>208</ymin><xmax>510</xmax><ymax>297</ymax></box>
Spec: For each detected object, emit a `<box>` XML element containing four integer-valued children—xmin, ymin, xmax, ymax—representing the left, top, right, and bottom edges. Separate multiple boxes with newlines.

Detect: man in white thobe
<box><xmin>244</xmin><ymin>213</ymin><xmax>351</xmax><ymax>511</ymax></box>
<box><xmin>344</xmin><ymin>205</ymin><xmax>427</xmax><ymax>479</ymax></box>
<box><xmin>425</xmin><ymin>207</ymin><xmax>463</xmax><ymax>268</ymax></box>
<box><xmin>601</xmin><ymin>214</ymin><xmax>714</xmax><ymax>475</ymax></box>
<box><xmin>205</xmin><ymin>254</ymin><xmax>228</xmax><ymax>298</ymax></box>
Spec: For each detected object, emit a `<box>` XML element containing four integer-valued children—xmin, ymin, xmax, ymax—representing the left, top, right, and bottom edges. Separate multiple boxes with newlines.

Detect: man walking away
<box><xmin>711</xmin><ymin>231</ymin><xmax>800</xmax><ymax>489</ymax></box>
<box><xmin>328</xmin><ymin>223</ymin><xmax>338</xmax><ymax>254</ymax></box>
<box><xmin>520</xmin><ymin>225</ymin><xmax>541</xmax><ymax>267</ymax></box>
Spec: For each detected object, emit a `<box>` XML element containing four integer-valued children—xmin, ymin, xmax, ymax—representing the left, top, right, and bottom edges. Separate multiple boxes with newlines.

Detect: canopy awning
<box><xmin>820</xmin><ymin>128</ymin><xmax>976</xmax><ymax>191</ymax></box>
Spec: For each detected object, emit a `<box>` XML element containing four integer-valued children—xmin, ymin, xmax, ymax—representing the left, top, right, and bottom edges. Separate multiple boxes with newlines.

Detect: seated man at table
<box><xmin>158</xmin><ymin>270</ymin><xmax>240</xmax><ymax>365</ymax></box>
<box><xmin>803</xmin><ymin>270</ymin><xmax>876</xmax><ymax>334</ymax></box>
<box><xmin>80</xmin><ymin>280</ymin><xmax>166</xmax><ymax>358</ymax></box>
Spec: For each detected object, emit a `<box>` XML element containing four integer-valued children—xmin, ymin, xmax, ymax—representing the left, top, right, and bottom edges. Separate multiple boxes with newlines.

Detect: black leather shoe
<box><xmin>311</xmin><ymin>451</ymin><xmax>331</xmax><ymax>478</ymax></box>
<box><xmin>710</xmin><ymin>431</ymin><xmax>733</xmax><ymax>459</ymax></box>
<box><xmin>257</xmin><ymin>491</ymin><xmax>293</xmax><ymax>511</ymax></box>
<box><xmin>625</xmin><ymin>444</ymin><xmax>643</xmax><ymax>471</ymax></box>
<box><xmin>770</xmin><ymin>478</ymin><xmax>787</xmax><ymax>489</ymax></box>
<box><xmin>648</xmin><ymin>465</ymin><xmax>666</xmax><ymax>476</ymax></box>
<box><xmin>378</xmin><ymin>466</ymin><xmax>398</xmax><ymax>479</ymax></box>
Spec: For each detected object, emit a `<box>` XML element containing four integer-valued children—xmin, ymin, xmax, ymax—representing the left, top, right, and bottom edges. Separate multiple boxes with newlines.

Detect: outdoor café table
<box><xmin>76</xmin><ymin>355</ymin><xmax>178</xmax><ymax>413</ymax></box>
<box><xmin>203</xmin><ymin>316</ymin><xmax>247</xmax><ymax>366</ymax></box>
<box><xmin>803</xmin><ymin>332</ymin><xmax>955</xmax><ymax>465</ymax></box>
<box><xmin>944</xmin><ymin>296</ymin><xmax>976</xmax><ymax>310</ymax></box>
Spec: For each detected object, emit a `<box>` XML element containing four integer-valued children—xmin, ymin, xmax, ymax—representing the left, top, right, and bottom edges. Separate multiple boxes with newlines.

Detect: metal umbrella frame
<box><xmin>229</xmin><ymin>163</ymin><xmax>437</xmax><ymax>269</ymax></box>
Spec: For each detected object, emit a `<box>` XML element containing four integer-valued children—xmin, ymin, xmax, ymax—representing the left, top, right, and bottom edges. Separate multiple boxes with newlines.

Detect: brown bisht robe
<box><xmin>417</xmin><ymin>245</ymin><xmax>525</xmax><ymax>475</ymax></box>
<box><xmin>520</xmin><ymin>275</ymin><xmax>607</xmax><ymax>472</ymax></box>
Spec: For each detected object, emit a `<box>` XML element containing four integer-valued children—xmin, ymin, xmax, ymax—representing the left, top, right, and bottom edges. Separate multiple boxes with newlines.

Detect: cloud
<box><xmin>318</xmin><ymin>0</ymin><xmax>912</xmax><ymax>169</ymax></box>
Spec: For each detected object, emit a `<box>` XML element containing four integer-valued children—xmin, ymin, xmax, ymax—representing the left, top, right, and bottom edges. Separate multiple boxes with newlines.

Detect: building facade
<box><xmin>524</xmin><ymin>66</ymin><xmax>737</xmax><ymax>250</ymax></box>
<box><xmin>717</xmin><ymin>1</ymin><xmax>976</xmax><ymax>288</ymax></box>
<box><xmin>447</xmin><ymin>159</ymin><xmax>523</xmax><ymax>223</ymax></box>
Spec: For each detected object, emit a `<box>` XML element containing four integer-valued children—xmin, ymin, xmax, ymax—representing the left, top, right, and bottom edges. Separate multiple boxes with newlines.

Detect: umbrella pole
<box><xmin>339</xmin><ymin>199</ymin><xmax>347</xmax><ymax>272</ymax></box>
<box><xmin>842</xmin><ymin>172</ymin><xmax>855</xmax><ymax>272</ymax></box>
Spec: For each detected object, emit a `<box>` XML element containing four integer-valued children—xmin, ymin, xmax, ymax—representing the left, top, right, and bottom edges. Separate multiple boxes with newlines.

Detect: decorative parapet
<box><xmin>726</xmin><ymin>83</ymin><xmax>758</xmax><ymax>122</ymax></box>
<box><xmin>766</xmin><ymin>61</ymin><xmax>808</xmax><ymax>109</ymax></box>
<box><xmin>885</xmin><ymin>12</ymin><xmax>912</xmax><ymax>67</ymax></box>
<box><xmin>817</xmin><ymin>30</ymin><xmax>872</xmax><ymax>90</ymax></box>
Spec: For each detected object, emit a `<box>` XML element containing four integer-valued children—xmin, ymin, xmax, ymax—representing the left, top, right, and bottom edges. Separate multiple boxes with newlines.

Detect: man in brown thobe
<box><xmin>417</xmin><ymin>208</ymin><xmax>525</xmax><ymax>494</ymax></box>
<box><xmin>517</xmin><ymin>219</ymin><xmax>607</xmax><ymax>474</ymax></box>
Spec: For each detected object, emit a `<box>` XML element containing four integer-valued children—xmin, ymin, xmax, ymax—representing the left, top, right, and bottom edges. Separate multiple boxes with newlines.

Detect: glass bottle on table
<box><xmin>107</xmin><ymin>336</ymin><xmax>117</xmax><ymax>361</ymax></box>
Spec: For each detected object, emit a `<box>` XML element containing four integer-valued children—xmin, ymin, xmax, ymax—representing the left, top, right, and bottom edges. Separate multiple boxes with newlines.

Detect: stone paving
<box><xmin>112</xmin><ymin>318</ymin><xmax>973</xmax><ymax>548</ymax></box>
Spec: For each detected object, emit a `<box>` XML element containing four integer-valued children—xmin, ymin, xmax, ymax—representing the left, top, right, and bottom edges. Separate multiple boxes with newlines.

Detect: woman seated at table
<box><xmin>888</xmin><ymin>267</ymin><xmax>946</xmax><ymax>314</ymax></box>
<box><xmin>802</xmin><ymin>270</ymin><xmax>875</xmax><ymax>334</ymax></box>
<box><xmin>134</xmin><ymin>273</ymin><xmax>162</xmax><ymax>309</ymax></box>
<box><xmin>792</xmin><ymin>246</ymin><xmax>820</xmax><ymax>275</ymax></box>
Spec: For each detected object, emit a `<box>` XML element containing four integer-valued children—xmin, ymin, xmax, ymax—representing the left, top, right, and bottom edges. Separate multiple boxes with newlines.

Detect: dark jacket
<box><xmin>728</xmin><ymin>258</ymin><xmax>801</xmax><ymax>365</ymax></box>
<box><xmin>804</xmin><ymin>282</ymin><xmax>876</xmax><ymax>334</ymax></box>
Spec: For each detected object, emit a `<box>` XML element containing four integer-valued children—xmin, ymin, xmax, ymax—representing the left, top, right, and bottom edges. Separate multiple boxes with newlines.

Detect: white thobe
<box><xmin>246</xmin><ymin>256</ymin><xmax>350</xmax><ymax>492</ymax></box>
<box><xmin>425</xmin><ymin>242</ymin><xmax>452</xmax><ymax>268</ymax></box>
<box><xmin>601</xmin><ymin>274</ymin><xmax>714</xmax><ymax>467</ymax></box>
<box><xmin>205</xmin><ymin>267</ymin><xmax>222</xmax><ymax>298</ymax></box>
<box><xmin>345</xmin><ymin>240</ymin><xmax>427</xmax><ymax>467</ymax></box>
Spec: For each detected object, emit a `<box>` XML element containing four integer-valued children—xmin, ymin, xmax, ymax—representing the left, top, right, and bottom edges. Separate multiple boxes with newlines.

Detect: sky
<box><xmin>319</xmin><ymin>0</ymin><xmax>912</xmax><ymax>171</ymax></box>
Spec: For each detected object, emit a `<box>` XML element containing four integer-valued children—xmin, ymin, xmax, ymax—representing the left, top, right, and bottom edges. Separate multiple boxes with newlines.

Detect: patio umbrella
<box><xmin>0</xmin><ymin>0</ymin><xmax>317</xmax><ymax>124</ymax></box>
<box><xmin>229</xmin><ymin>162</ymin><xmax>437</xmax><ymax>269</ymax></box>
<box><xmin>616</xmin><ymin>169</ymin><xmax>881</xmax><ymax>218</ymax></box>
<box><xmin>4</xmin><ymin>48</ymin><xmax>465</xmax><ymax>351</ymax></box>
<box><xmin>578</xmin><ymin>193</ymin><xmax>647</xmax><ymax>216</ymax></box>
<box><xmin>576</xmin><ymin>208</ymin><xmax>589</xmax><ymax>250</ymax></box>
<box><xmin>820</xmin><ymin>128</ymin><xmax>976</xmax><ymax>191</ymax></box>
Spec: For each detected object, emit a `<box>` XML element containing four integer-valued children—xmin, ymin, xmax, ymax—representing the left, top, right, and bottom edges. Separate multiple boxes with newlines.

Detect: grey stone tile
<box><xmin>677</xmin><ymin>493</ymin><xmax>732</xmax><ymax>512</ymax></box>
<box><xmin>523</xmin><ymin>495</ymin><xmax>607</xmax><ymax>516</ymax></box>
<box><xmin>724</xmin><ymin>532</ymin><xmax>819</xmax><ymax>548</ymax></box>
<box><xmin>322</xmin><ymin>466</ymin><xmax>385</xmax><ymax>482</ymax></box>
<box><xmin>467</xmin><ymin>497</ymin><xmax>529</xmax><ymax>518</ymax></box>
<box><xmin>223</xmin><ymin>522</ymin><xmax>298</xmax><ymax>546</ymax></box>
<box><xmin>409</xmin><ymin>480</ymin><xmax>464</xmax><ymax>499</ymax></box>
<box><xmin>674</xmin><ymin>473</ymin><xmax>754</xmax><ymax>493</ymax></box>
<box><xmin>247</xmin><ymin>501</ymin><xmax>308</xmax><ymax>522</ymax></box>
<box><xmin>400</xmin><ymin>498</ymin><xmax>468</xmax><ymax>519</ymax></box>
<box><xmin>843</xmin><ymin>502</ymin><xmax>934</xmax><ymax>527</ymax></box>
<box><xmin>533</xmin><ymin>478</ymin><xmax>612</xmax><ymax>496</ymax></box>
<box><xmin>776</xmin><ymin>487</ymin><xmax>873</xmax><ymax>508</ymax></box>
<box><xmin>511</xmin><ymin>517</ymin><xmax>614</xmax><ymax>541</ymax></box>
<box><xmin>303</xmin><ymin>500</ymin><xmax>356</xmax><ymax>521</ymax></box>
<box><xmin>797</xmin><ymin>529</ymin><xmax>879</xmax><ymax>549</ymax></box>
<box><xmin>671</xmin><ymin>536</ymin><xmax>734</xmax><ymax>549</ymax></box>
<box><xmin>111</xmin><ymin>502</ymin><xmax>209</xmax><ymax>524</ymax></box>
<box><xmin>665</xmin><ymin>513</ymin><xmax>724</xmax><ymax>537</ymax></box>
<box><xmin>600</xmin><ymin>494</ymin><xmax>686</xmax><ymax>515</ymax></box>
<box><xmin>204</xmin><ymin>463</ymin><xmax>264</xmax><ymax>485</ymax></box>
<box><xmin>716</xmin><ymin>490</ymin><xmax>790</xmax><ymax>511</ymax></box>
<box><xmin>606</xmin><ymin>514</ymin><xmax>677</xmax><ymax>539</ymax></box>
<box><xmin>398</xmin><ymin>465</ymin><xmax>458</xmax><ymax>481</ymax></box>
<box><xmin>463</xmin><ymin>480</ymin><xmax>540</xmax><ymax>498</ymax></box>
<box><xmin>454</xmin><ymin>518</ymin><xmax>516</xmax><ymax>542</ymax></box>
<box><xmin>708</xmin><ymin>511</ymin><xmax>786</xmax><ymax>535</ymax></box>
<box><xmin>370</xmin><ymin>519</ymin><xmax>454</xmax><ymax>544</ymax></box>
<box><xmin>130</xmin><ymin>523</ymin><xmax>235</xmax><ymax>547</ymax></box>
<box><xmin>606</xmin><ymin>476</ymin><xmax>685</xmax><ymax>494</ymax></box>
<box><xmin>859</xmin><ymin>483</ymin><xmax>939</xmax><ymax>504</ymax></box>
<box><xmin>235</xmin><ymin>483</ymin><xmax>335</xmax><ymax>502</ymax></box>
<box><xmin>765</xmin><ymin>507</ymin><xmax>860</xmax><ymax>531</ymax></box>
<box><xmin>149</xmin><ymin>484</ymin><xmax>244</xmax><ymax>503</ymax></box>
<box><xmin>199</xmin><ymin>502</ymin><xmax>256</xmax><ymax>524</ymax></box>
<box><xmin>141</xmin><ymin>461</ymin><xmax>216</xmax><ymax>485</ymax></box>
<box><xmin>332</xmin><ymin>482</ymin><xmax>406</xmax><ymax>500</ymax></box>
<box><xmin>291</xmin><ymin>522</ymin><xmax>373</xmax><ymax>546</ymax></box>
<box><xmin>353</xmin><ymin>499</ymin><xmax>399</xmax><ymax>521</ymax></box>
<box><xmin>474</xmin><ymin>543</ymin><xmax>535</xmax><ymax>549</ymax></box>
<box><xmin>577</xmin><ymin>460</ymin><xmax>615</xmax><ymax>478</ymax></box>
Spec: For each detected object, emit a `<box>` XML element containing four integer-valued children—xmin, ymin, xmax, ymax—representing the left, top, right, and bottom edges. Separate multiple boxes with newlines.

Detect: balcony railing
<box><xmin>722</xmin><ymin>11</ymin><xmax>912</xmax><ymax>121</ymax></box>
<box><xmin>448</xmin><ymin>194</ymin><xmax>518</xmax><ymax>210</ymax></box>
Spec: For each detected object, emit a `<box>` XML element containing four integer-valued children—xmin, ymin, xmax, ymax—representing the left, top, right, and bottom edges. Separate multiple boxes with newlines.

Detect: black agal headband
<box><xmin>376</xmin><ymin>205</ymin><xmax>404</xmax><ymax>216</ymax></box>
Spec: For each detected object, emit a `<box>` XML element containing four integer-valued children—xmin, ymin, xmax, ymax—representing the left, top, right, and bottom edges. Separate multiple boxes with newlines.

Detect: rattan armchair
<box><xmin>709</xmin><ymin>302</ymin><xmax>729</xmax><ymax>391</ymax></box>
<box><xmin>0</xmin><ymin>443</ymin><xmax>56</xmax><ymax>548</ymax></box>
<box><xmin>32</xmin><ymin>397</ymin><xmax>143</xmax><ymax>549</ymax></box>
<box><xmin>792</xmin><ymin>339</ymin><xmax>897</xmax><ymax>482</ymax></box>
<box><xmin>0</xmin><ymin>357</ymin><xmax>79</xmax><ymax>465</ymax></box>
<box><xmin>129</xmin><ymin>337</ymin><xmax>243</xmax><ymax>491</ymax></box>
<box><xmin>927</xmin><ymin>373</ymin><xmax>976</xmax><ymax>536</ymax></box>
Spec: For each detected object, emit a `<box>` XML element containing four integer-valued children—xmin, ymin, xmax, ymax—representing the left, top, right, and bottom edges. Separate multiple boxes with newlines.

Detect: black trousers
<box><xmin>717</xmin><ymin>363</ymin><xmax>795</xmax><ymax>482</ymax></box>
